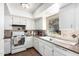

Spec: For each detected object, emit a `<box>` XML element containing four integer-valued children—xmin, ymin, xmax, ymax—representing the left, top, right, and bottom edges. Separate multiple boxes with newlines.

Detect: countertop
<box><xmin>37</xmin><ymin>36</ymin><xmax>79</xmax><ymax>54</ymax></box>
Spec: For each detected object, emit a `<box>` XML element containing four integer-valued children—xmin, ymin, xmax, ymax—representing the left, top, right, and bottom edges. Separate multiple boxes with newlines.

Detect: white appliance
<box><xmin>11</xmin><ymin>31</ymin><xmax>26</xmax><ymax>54</ymax></box>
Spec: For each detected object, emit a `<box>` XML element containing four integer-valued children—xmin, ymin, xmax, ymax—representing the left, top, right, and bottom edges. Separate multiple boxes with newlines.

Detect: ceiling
<box><xmin>7</xmin><ymin>3</ymin><xmax>53</xmax><ymax>14</ymax></box>
<box><xmin>7</xmin><ymin>3</ymin><xmax>43</xmax><ymax>13</ymax></box>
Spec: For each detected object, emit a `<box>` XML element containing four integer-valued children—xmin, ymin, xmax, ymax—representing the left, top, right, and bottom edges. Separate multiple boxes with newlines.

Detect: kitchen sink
<box><xmin>40</xmin><ymin>36</ymin><xmax>53</xmax><ymax>41</ymax></box>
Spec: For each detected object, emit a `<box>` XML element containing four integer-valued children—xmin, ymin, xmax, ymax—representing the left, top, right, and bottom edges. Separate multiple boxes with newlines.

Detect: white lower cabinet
<box><xmin>54</xmin><ymin>45</ymin><xmax>66</xmax><ymax>56</ymax></box>
<box><xmin>33</xmin><ymin>38</ymin><xmax>39</xmax><ymax>51</ymax></box>
<box><xmin>34</xmin><ymin>38</ymin><xmax>79</xmax><ymax>56</ymax></box>
<box><xmin>44</xmin><ymin>45</ymin><xmax>54</xmax><ymax>56</ymax></box>
<box><xmin>25</xmin><ymin>37</ymin><xmax>33</xmax><ymax>49</ymax></box>
<box><xmin>54</xmin><ymin>45</ymin><xmax>79</xmax><ymax>56</ymax></box>
<box><xmin>36</xmin><ymin>39</ymin><xmax>54</xmax><ymax>56</ymax></box>
<box><xmin>4</xmin><ymin>39</ymin><xmax>11</xmax><ymax>54</ymax></box>
<box><xmin>38</xmin><ymin>40</ymin><xmax>45</xmax><ymax>55</ymax></box>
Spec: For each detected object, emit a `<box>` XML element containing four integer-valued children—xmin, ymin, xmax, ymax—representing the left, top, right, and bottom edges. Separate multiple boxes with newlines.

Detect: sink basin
<box><xmin>40</xmin><ymin>36</ymin><xmax>51</xmax><ymax>41</ymax></box>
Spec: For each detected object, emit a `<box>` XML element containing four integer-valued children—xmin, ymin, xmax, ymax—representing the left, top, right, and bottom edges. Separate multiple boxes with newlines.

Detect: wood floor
<box><xmin>5</xmin><ymin>47</ymin><xmax>41</xmax><ymax>56</ymax></box>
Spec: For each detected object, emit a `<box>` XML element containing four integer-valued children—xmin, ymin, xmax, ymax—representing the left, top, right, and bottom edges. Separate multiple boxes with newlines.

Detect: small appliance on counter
<box><xmin>33</xmin><ymin>30</ymin><xmax>47</xmax><ymax>36</ymax></box>
<box><xmin>24</xmin><ymin>30</ymin><xmax>33</xmax><ymax>36</ymax></box>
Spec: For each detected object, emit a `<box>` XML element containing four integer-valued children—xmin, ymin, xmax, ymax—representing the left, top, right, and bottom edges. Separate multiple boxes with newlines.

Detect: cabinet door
<box><xmin>44</xmin><ymin>45</ymin><xmax>54</xmax><ymax>56</ymax></box>
<box><xmin>26</xmin><ymin>37</ymin><xmax>33</xmax><ymax>48</ymax></box>
<box><xmin>54</xmin><ymin>45</ymin><xmax>66</xmax><ymax>56</ymax></box>
<box><xmin>33</xmin><ymin>38</ymin><xmax>39</xmax><ymax>51</ymax></box>
<box><xmin>54</xmin><ymin>44</ymin><xmax>79</xmax><ymax>56</ymax></box>
<box><xmin>4</xmin><ymin>39</ymin><xmax>11</xmax><ymax>54</ymax></box>
<box><xmin>59</xmin><ymin>4</ymin><xmax>75</xmax><ymax>30</ymax></box>
<box><xmin>39</xmin><ymin>40</ymin><xmax>44</xmax><ymax>55</ymax></box>
<box><xmin>26</xmin><ymin>19</ymin><xmax>35</xmax><ymax>30</ymax></box>
<box><xmin>54</xmin><ymin>50</ymin><xmax>66</xmax><ymax>56</ymax></box>
<box><xmin>35</xmin><ymin>18</ymin><xmax>42</xmax><ymax>30</ymax></box>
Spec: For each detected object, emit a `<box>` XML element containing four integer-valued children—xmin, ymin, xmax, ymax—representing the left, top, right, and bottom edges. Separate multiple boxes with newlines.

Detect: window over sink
<box><xmin>46</xmin><ymin>13</ymin><xmax>61</xmax><ymax>35</ymax></box>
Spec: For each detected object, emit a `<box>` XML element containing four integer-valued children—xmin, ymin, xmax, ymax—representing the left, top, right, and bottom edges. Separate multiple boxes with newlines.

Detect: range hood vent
<box><xmin>12</xmin><ymin>25</ymin><xmax>26</xmax><ymax>31</ymax></box>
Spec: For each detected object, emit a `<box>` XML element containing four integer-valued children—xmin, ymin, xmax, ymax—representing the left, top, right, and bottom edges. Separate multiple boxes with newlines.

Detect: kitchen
<box><xmin>1</xmin><ymin>3</ymin><xmax>79</xmax><ymax>56</ymax></box>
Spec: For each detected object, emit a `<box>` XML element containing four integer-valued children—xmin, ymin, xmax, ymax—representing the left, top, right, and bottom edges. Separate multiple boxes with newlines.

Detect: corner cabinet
<box><xmin>35</xmin><ymin>17</ymin><xmax>46</xmax><ymax>30</ymax></box>
<box><xmin>25</xmin><ymin>37</ymin><xmax>33</xmax><ymax>49</ymax></box>
<box><xmin>26</xmin><ymin>18</ymin><xmax>35</xmax><ymax>30</ymax></box>
<box><xmin>35</xmin><ymin>18</ymin><xmax>43</xmax><ymax>30</ymax></box>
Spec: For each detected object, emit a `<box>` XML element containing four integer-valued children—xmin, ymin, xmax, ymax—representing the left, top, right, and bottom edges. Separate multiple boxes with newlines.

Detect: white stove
<box><xmin>11</xmin><ymin>31</ymin><xmax>26</xmax><ymax>54</ymax></box>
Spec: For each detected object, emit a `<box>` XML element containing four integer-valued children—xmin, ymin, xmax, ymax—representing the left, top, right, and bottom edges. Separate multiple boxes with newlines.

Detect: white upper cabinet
<box><xmin>12</xmin><ymin>16</ymin><xmax>26</xmax><ymax>25</ymax></box>
<box><xmin>75</xmin><ymin>4</ymin><xmax>79</xmax><ymax>31</ymax></box>
<box><xmin>35</xmin><ymin>17</ymin><xmax>43</xmax><ymax>30</ymax></box>
<box><xmin>59</xmin><ymin>4</ymin><xmax>75</xmax><ymax>30</ymax></box>
<box><xmin>35</xmin><ymin>17</ymin><xmax>46</xmax><ymax>30</ymax></box>
<box><xmin>26</xmin><ymin>18</ymin><xmax>35</xmax><ymax>30</ymax></box>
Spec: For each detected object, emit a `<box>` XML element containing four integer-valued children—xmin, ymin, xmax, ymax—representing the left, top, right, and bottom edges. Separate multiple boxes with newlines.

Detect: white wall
<box><xmin>4</xmin><ymin>4</ymin><xmax>12</xmax><ymax>30</ymax></box>
<box><xmin>0</xmin><ymin>3</ymin><xmax>4</xmax><ymax>56</ymax></box>
<box><xmin>7</xmin><ymin>4</ymin><xmax>33</xmax><ymax>18</ymax></box>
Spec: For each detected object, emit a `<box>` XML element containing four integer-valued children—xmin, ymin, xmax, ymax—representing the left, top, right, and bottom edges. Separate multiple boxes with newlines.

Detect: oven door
<box><xmin>11</xmin><ymin>36</ymin><xmax>25</xmax><ymax>49</ymax></box>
